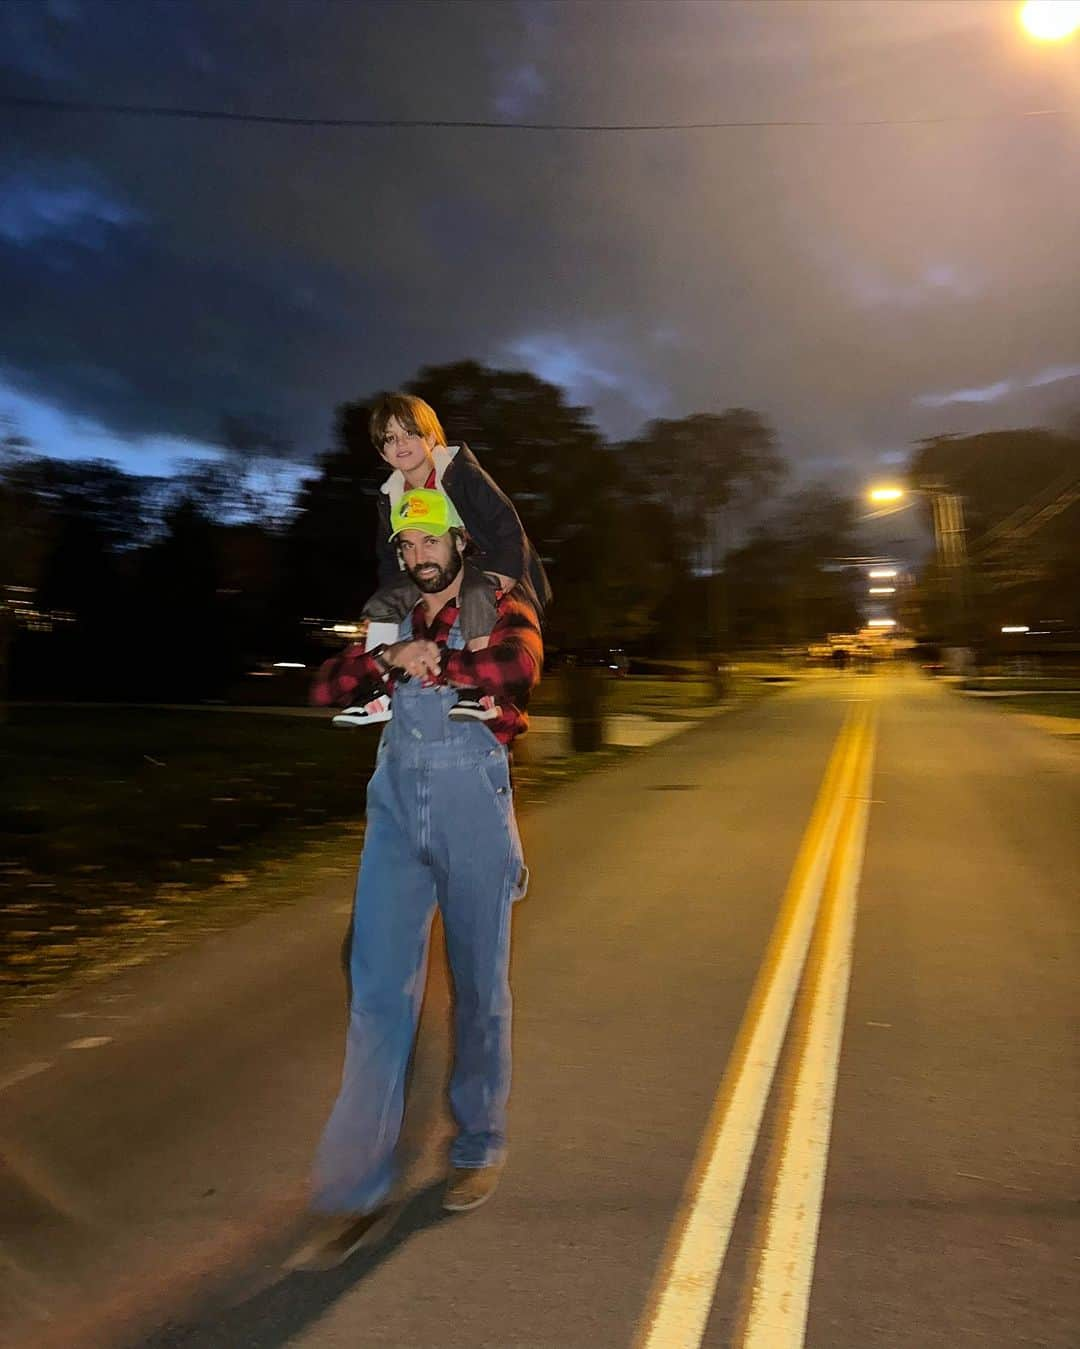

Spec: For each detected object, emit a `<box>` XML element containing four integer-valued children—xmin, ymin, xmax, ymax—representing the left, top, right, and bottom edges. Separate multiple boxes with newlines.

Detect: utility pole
<box><xmin>705</xmin><ymin>503</ymin><xmax>731</xmax><ymax>697</ymax></box>
<box><xmin>921</xmin><ymin>479</ymin><xmax>968</xmax><ymax>642</ymax></box>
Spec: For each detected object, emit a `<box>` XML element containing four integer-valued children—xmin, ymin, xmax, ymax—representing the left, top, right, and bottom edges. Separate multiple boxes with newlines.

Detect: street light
<box><xmin>868</xmin><ymin>568</ymin><xmax>897</xmax><ymax>579</ymax></box>
<box><xmin>868</xmin><ymin>586</ymin><xmax>896</xmax><ymax>595</ymax></box>
<box><xmin>1001</xmin><ymin>625</ymin><xmax>1030</xmax><ymax>634</ymax></box>
<box><xmin>867</xmin><ymin>618</ymin><xmax>897</xmax><ymax>628</ymax></box>
<box><xmin>1019</xmin><ymin>1</ymin><xmax>1080</xmax><ymax>41</ymax></box>
<box><xmin>866</xmin><ymin>482</ymin><xmax>965</xmax><ymax>570</ymax></box>
<box><xmin>865</xmin><ymin>480</ymin><xmax>969</xmax><ymax>642</ymax></box>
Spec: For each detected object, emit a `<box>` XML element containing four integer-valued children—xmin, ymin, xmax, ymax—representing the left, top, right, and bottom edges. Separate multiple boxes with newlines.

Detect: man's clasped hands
<box><xmin>384</xmin><ymin>639</ymin><xmax>443</xmax><ymax>681</ymax></box>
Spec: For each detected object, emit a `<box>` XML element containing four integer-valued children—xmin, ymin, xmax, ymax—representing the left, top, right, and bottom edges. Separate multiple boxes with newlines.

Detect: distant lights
<box><xmin>867</xmin><ymin>618</ymin><xmax>897</xmax><ymax>628</ymax></box>
<box><xmin>868</xmin><ymin>586</ymin><xmax>896</xmax><ymax>594</ymax></box>
<box><xmin>272</xmin><ymin>661</ymin><xmax>306</xmax><ymax>669</ymax></box>
<box><xmin>868</xmin><ymin>486</ymin><xmax>905</xmax><ymax>504</ymax></box>
<box><xmin>1000</xmin><ymin>625</ymin><xmax>1030</xmax><ymax>634</ymax></box>
<box><xmin>868</xmin><ymin>568</ymin><xmax>897</xmax><ymax>579</ymax></box>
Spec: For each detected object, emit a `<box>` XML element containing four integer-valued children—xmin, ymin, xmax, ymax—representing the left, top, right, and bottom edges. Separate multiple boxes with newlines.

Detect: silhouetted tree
<box><xmin>909</xmin><ymin>428</ymin><xmax>1079</xmax><ymax>632</ymax></box>
<box><xmin>132</xmin><ymin>497</ymin><xmax>225</xmax><ymax>699</ymax></box>
<box><xmin>306</xmin><ymin>361</ymin><xmax>669</xmax><ymax>647</ymax></box>
<box><xmin>404</xmin><ymin>360</ymin><xmax>604</xmax><ymax>556</ymax></box>
<box><xmin>0</xmin><ymin>424</ymin><xmax>53</xmax><ymax>712</ymax></box>
<box><xmin>3</xmin><ymin>454</ymin><xmax>148</xmax><ymax>552</ymax></box>
<box><xmin>283</xmin><ymin>406</ymin><xmax>384</xmax><ymax>624</ymax></box>
<box><xmin>727</xmin><ymin>486</ymin><xmax>861</xmax><ymax>646</ymax></box>
<box><xmin>2</xmin><ymin>455</ymin><xmax>151</xmax><ymax>698</ymax></box>
<box><xmin>621</xmin><ymin>409</ymin><xmax>786</xmax><ymax>573</ymax></box>
<box><xmin>216</xmin><ymin>412</ymin><xmax>299</xmax><ymax>528</ymax></box>
<box><xmin>405</xmin><ymin>362</ymin><xmax>693</xmax><ymax>647</ymax></box>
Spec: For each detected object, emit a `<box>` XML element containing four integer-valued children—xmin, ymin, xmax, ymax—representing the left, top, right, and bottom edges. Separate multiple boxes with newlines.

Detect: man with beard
<box><xmin>296</xmin><ymin>488</ymin><xmax>542</xmax><ymax>1268</ymax></box>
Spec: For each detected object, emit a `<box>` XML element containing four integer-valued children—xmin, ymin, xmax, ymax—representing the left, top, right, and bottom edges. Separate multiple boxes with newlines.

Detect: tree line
<box><xmin>1</xmin><ymin>360</ymin><xmax>1075</xmax><ymax>702</ymax></box>
<box><xmin>908</xmin><ymin>427</ymin><xmax>1079</xmax><ymax>642</ymax></box>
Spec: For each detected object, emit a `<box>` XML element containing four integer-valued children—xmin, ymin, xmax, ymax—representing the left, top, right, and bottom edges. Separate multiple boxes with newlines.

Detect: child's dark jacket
<box><xmin>375</xmin><ymin>444</ymin><xmax>552</xmax><ymax>613</ymax></box>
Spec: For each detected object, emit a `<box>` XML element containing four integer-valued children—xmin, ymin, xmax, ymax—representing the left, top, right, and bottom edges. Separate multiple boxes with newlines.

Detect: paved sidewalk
<box><xmin>12</xmin><ymin>699</ymin><xmax>718</xmax><ymax>749</ymax></box>
<box><xmin>1013</xmin><ymin>712</ymin><xmax>1080</xmax><ymax>738</ymax></box>
<box><xmin>529</xmin><ymin>710</ymin><xmax>715</xmax><ymax>750</ymax></box>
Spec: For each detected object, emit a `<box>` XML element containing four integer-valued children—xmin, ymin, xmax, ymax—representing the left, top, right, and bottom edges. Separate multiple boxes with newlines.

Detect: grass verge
<box><xmin>0</xmin><ymin>704</ymin><xmax>637</xmax><ymax>1021</ymax></box>
<box><xmin>963</xmin><ymin>676</ymin><xmax>1080</xmax><ymax>693</ymax></box>
<box><xmin>1</xmin><ymin>670</ymin><xmax>788</xmax><ymax>1020</ymax></box>
<box><xmin>990</xmin><ymin>693</ymin><xmax>1080</xmax><ymax>722</ymax></box>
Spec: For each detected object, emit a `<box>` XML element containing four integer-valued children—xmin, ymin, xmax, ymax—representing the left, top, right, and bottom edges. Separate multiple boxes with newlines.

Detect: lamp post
<box><xmin>704</xmin><ymin>502</ymin><xmax>731</xmax><ymax>698</ymax></box>
<box><xmin>866</xmin><ymin>481</ymin><xmax>969</xmax><ymax>643</ymax></box>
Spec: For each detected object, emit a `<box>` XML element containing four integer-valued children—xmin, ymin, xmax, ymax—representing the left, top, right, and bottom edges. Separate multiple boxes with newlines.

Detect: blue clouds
<box><xmin>1</xmin><ymin>0</ymin><xmax>1077</xmax><ymax>483</ymax></box>
<box><xmin>916</xmin><ymin>363</ymin><xmax>1080</xmax><ymax>409</ymax></box>
<box><xmin>845</xmin><ymin>260</ymin><xmax>982</xmax><ymax>310</ymax></box>
<box><xmin>494</xmin><ymin>63</ymin><xmax>545</xmax><ymax>121</ymax></box>
<box><xmin>0</xmin><ymin>171</ymin><xmax>142</xmax><ymax>248</ymax></box>
<box><xmin>500</xmin><ymin>330</ymin><xmax>670</xmax><ymax>433</ymax></box>
<box><xmin>489</xmin><ymin>0</ymin><xmax>550</xmax><ymax>120</ymax></box>
<box><xmin>0</xmin><ymin>379</ymin><xmax>220</xmax><ymax>475</ymax></box>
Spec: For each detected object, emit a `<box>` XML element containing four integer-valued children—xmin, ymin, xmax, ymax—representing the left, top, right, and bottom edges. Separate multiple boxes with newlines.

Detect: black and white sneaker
<box><xmin>447</xmin><ymin>690</ymin><xmax>498</xmax><ymax>722</ymax></box>
<box><xmin>333</xmin><ymin>694</ymin><xmax>392</xmax><ymax>727</ymax></box>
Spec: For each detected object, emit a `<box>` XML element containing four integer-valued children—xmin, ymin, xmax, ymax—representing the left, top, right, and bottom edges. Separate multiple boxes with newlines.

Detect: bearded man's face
<box><xmin>398</xmin><ymin>530</ymin><xmax>464</xmax><ymax>593</ymax></box>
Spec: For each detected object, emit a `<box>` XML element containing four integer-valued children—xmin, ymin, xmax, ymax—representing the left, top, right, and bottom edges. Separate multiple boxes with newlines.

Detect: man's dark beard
<box><xmin>406</xmin><ymin>546</ymin><xmax>463</xmax><ymax>594</ymax></box>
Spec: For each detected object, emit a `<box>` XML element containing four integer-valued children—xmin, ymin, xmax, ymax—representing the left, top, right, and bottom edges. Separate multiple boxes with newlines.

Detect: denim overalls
<box><xmin>313</xmin><ymin>611</ymin><xmax>527</xmax><ymax>1215</ymax></box>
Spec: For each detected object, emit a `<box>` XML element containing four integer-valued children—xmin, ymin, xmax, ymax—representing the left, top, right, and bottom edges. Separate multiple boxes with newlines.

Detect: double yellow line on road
<box><xmin>636</xmin><ymin>704</ymin><xmax>878</xmax><ymax>1349</ymax></box>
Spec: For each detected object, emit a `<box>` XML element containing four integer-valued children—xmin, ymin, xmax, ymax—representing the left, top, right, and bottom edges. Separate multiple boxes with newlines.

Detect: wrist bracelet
<box><xmin>369</xmin><ymin>644</ymin><xmax>393</xmax><ymax>673</ymax></box>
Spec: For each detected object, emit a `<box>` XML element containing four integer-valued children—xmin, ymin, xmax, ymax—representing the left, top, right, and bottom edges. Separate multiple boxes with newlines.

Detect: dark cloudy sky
<box><xmin>2</xmin><ymin>0</ymin><xmax>1078</xmax><ymax>483</ymax></box>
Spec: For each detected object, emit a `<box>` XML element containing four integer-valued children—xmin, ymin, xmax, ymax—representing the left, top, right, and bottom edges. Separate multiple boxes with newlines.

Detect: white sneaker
<box><xmin>447</xmin><ymin>692</ymin><xmax>499</xmax><ymax>722</ymax></box>
<box><xmin>333</xmin><ymin>694</ymin><xmax>392</xmax><ymax>727</ymax></box>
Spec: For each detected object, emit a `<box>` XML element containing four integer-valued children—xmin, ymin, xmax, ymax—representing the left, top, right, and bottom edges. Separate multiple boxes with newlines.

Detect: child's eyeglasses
<box><xmin>382</xmin><ymin>430</ymin><xmax>421</xmax><ymax>449</ymax></box>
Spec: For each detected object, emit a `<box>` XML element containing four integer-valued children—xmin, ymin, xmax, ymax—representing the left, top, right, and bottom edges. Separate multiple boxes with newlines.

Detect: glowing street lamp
<box><xmin>1001</xmin><ymin>624</ymin><xmax>1031</xmax><ymax>634</ymax></box>
<box><xmin>1019</xmin><ymin>1</ymin><xmax>1080</xmax><ymax>41</ymax></box>
<box><xmin>868</xmin><ymin>586</ymin><xmax>896</xmax><ymax>594</ymax></box>
<box><xmin>868</xmin><ymin>568</ymin><xmax>897</xmax><ymax>579</ymax></box>
<box><xmin>867</xmin><ymin>618</ymin><xmax>897</xmax><ymax>628</ymax></box>
<box><xmin>865</xmin><ymin>479</ymin><xmax>969</xmax><ymax>638</ymax></box>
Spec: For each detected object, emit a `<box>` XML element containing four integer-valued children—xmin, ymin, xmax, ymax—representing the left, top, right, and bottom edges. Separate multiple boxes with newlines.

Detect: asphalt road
<box><xmin>0</xmin><ymin>670</ymin><xmax>1076</xmax><ymax>1348</ymax></box>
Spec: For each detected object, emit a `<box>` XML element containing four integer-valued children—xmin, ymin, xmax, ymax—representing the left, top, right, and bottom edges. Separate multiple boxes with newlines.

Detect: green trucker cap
<box><xmin>389</xmin><ymin>488</ymin><xmax>464</xmax><ymax>539</ymax></box>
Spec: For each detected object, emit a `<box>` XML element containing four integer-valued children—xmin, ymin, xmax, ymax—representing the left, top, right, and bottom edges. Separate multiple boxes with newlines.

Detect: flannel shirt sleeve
<box><xmin>309</xmin><ymin>644</ymin><xmax>388</xmax><ymax>708</ymax></box>
<box><xmin>441</xmin><ymin>594</ymin><xmax>542</xmax><ymax>702</ymax></box>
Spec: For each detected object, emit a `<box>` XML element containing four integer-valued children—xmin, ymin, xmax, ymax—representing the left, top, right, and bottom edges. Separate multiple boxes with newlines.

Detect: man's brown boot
<box><xmin>442</xmin><ymin>1163</ymin><xmax>504</xmax><ymax>1213</ymax></box>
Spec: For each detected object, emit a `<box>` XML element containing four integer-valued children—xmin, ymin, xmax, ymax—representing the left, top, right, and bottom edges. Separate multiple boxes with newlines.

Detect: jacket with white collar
<box><xmin>376</xmin><ymin>443</ymin><xmax>552</xmax><ymax>613</ymax></box>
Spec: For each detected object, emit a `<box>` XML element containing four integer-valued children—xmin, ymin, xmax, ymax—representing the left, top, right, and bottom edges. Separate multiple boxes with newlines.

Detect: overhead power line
<box><xmin>0</xmin><ymin>92</ymin><xmax>1063</xmax><ymax>132</ymax></box>
<box><xmin>969</xmin><ymin>470</ymin><xmax>1080</xmax><ymax>555</ymax></box>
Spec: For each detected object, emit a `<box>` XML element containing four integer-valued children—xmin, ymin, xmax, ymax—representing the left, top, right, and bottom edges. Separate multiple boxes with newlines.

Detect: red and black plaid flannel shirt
<box><xmin>311</xmin><ymin>589</ymin><xmax>542</xmax><ymax>745</ymax></box>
